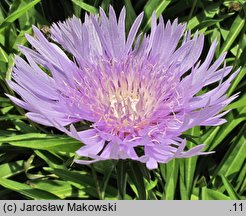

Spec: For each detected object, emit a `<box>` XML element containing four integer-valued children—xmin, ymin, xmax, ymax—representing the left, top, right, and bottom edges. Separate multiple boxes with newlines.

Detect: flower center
<box><xmin>109</xmin><ymin>93</ymin><xmax>140</xmax><ymax>121</ymax></box>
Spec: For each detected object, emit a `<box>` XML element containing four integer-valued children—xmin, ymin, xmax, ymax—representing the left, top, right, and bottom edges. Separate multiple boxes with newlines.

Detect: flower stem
<box><xmin>101</xmin><ymin>162</ymin><xmax>115</xmax><ymax>200</ymax></box>
<box><xmin>90</xmin><ymin>164</ymin><xmax>102</xmax><ymax>200</ymax></box>
<box><xmin>116</xmin><ymin>160</ymin><xmax>128</xmax><ymax>200</ymax></box>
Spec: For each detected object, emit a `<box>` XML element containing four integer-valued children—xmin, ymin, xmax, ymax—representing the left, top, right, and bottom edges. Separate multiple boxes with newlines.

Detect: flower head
<box><xmin>7</xmin><ymin>7</ymin><xmax>239</xmax><ymax>169</ymax></box>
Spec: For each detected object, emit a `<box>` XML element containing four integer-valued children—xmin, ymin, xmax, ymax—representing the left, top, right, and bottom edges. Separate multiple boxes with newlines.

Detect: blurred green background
<box><xmin>0</xmin><ymin>0</ymin><xmax>245</xmax><ymax>200</ymax></box>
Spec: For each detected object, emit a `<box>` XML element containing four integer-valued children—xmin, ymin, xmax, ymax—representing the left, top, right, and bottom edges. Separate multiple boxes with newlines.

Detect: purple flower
<box><xmin>7</xmin><ymin>7</ymin><xmax>239</xmax><ymax>169</ymax></box>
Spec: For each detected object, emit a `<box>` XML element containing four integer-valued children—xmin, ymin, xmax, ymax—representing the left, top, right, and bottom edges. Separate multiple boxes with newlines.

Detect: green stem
<box><xmin>188</xmin><ymin>0</ymin><xmax>198</xmax><ymax>21</ymax></box>
<box><xmin>116</xmin><ymin>160</ymin><xmax>127</xmax><ymax>200</ymax></box>
<box><xmin>101</xmin><ymin>162</ymin><xmax>115</xmax><ymax>200</ymax></box>
<box><xmin>233</xmin><ymin>17</ymin><xmax>246</xmax><ymax>69</ymax></box>
<box><xmin>90</xmin><ymin>164</ymin><xmax>102</xmax><ymax>200</ymax></box>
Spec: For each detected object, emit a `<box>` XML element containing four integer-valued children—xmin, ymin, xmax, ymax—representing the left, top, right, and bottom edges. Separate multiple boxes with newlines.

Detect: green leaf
<box><xmin>0</xmin><ymin>177</ymin><xmax>59</xmax><ymax>199</ymax></box>
<box><xmin>187</xmin><ymin>3</ymin><xmax>220</xmax><ymax>30</ymax></box>
<box><xmin>13</xmin><ymin>27</ymin><xmax>32</xmax><ymax>49</ymax></box>
<box><xmin>44</xmin><ymin>168</ymin><xmax>89</xmax><ymax>189</ymax></box>
<box><xmin>0</xmin><ymin>0</ymin><xmax>41</xmax><ymax>30</ymax></box>
<box><xmin>179</xmin><ymin>159</ymin><xmax>188</xmax><ymax>200</ymax></box>
<box><xmin>225</xmin><ymin>94</ymin><xmax>246</xmax><ymax>110</ymax></box>
<box><xmin>221</xmin><ymin>175</ymin><xmax>240</xmax><ymax>200</ymax></box>
<box><xmin>100</xmin><ymin>0</ymin><xmax>112</xmax><ymax>11</ymax></box>
<box><xmin>228</xmin><ymin>67</ymin><xmax>246</xmax><ymax>96</ymax></box>
<box><xmin>143</xmin><ymin>0</ymin><xmax>172</xmax><ymax>31</ymax></box>
<box><xmin>216</xmin><ymin>124</ymin><xmax>246</xmax><ymax>180</ymax></box>
<box><xmin>219</xmin><ymin>14</ymin><xmax>245</xmax><ymax>55</ymax></box>
<box><xmin>5</xmin><ymin>54</ymin><xmax>15</xmax><ymax>81</ymax></box>
<box><xmin>160</xmin><ymin>159</ymin><xmax>179</xmax><ymax>200</ymax></box>
<box><xmin>144</xmin><ymin>0</ymin><xmax>159</xmax><ymax>19</ymax></box>
<box><xmin>0</xmin><ymin>114</ymin><xmax>25</xmax><ymax>121</ymax></box>
<box><xmin>30</xmin><ymin>179</ymin><xmax>88</xmax><ymax>199</ymax></box>
<box><xmin>0</xmin><ymin>160</ymin><xmax>33</xmax><ymax>178</ymax></box>
<box><xmin>71</xmin><ymin>0</ymin><xmax>98</xmax><ymax>14</ymax></box>
<box><xmin>0</xmin><ymin>133</ymin><xmax>81</xmax><ymax>153</ymax></box>
<box><xmin>124</xmin><ymin>0</ymin><xmax>137</xmax><ymax>33</ymax></box>
<box><xmin>202</xmin><ymin>187</ymin><xmax>230</xmax><ymax>200</ymax></box>
<box><xmin>128</xmin><ymin>161</ymin><xmax>146</xmax><ymax>200</ymax></box>
<box><xmin>236</xmin><ymin>163</ymin><xmax>246</xmax><ymax>193</ymax></box>
<box><xmin>34</xmin><ymin>150</ymin><xmax>65</xmax><ymax>169</ymax></box>
<box><xmin>23</xmin><ymin>154</ymin><xmax>46</xmax><ymax>180</ymax></box>
<box><xmin>44</xmin><ymin>167</ymin><xmax>120</xmax><ymax>199</ymax></box>
<box><xmin>0</xmin><ymin>47</ymin><xmax>8</xmax><ymax>63</ymax></box>
<box><xmin>185</xmin><ymin>126</ymin><xmax>200</xmax><ymax>198</ymax></box>
<box><xmin>205</xmin><ymin>106</ymin><xmax>246</xmax><ymax>151</ymax></box>
<box><xmin>195</xmin><ymin>16</ymin><xmax>230</xmax><ymax>33</ymax></box>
